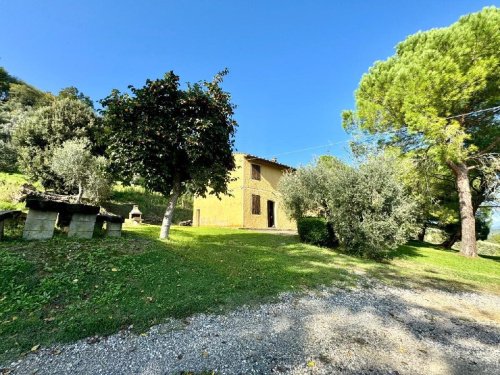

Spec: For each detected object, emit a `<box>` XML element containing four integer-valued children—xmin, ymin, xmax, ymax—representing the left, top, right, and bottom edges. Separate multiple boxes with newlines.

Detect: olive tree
<box><xmin>327</xmin><ymin>157</ymin><xmax>418</xmax><ymax>258</ymax></box>
<box><xmin>280</xmin><ymin>156</ymin><xmax>418</xmax><ymax>259</ymax></box>
<box><xmin>51</xmin><ymin>138</ymin><xmax>111</xmax><ymax>204</ymax></box>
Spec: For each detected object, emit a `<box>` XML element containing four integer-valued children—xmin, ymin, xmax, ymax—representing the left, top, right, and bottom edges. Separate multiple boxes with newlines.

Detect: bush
<box><xmin>297</xmin><ymin>217</ymin><xmax>337</xmax><ymax>247</ymax></box>
<box><xmin>327</xmin><ymin>156</ymin><xmax>418</xmax><ymax>259</ymax></box>
<box><xmin>281</xmin><ymin>155</ymin><xmax>418</xmax><ymax>260</ymax></box>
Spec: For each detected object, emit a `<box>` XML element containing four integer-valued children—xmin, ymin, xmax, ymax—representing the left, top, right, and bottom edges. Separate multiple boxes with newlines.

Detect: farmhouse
<box><xmin>192</xmin><ymin>153</ymin><xmax>296</xmax><ymax>230</ymax></box>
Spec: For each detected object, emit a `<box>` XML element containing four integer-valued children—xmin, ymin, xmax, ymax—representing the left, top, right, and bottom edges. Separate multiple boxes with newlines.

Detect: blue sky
<box><xmin>2</xmin><ymin>0</ymin><xmax>497</xmax><ymax>164</ymax></box>
<box><xmin>1</xmin><ymin>0</ymin><xmax>498</xmax><ymax>226</ymax></box>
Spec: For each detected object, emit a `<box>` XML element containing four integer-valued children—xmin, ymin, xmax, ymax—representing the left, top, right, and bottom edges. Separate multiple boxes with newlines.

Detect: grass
<box><xmin>103</xmin><ymin>183</ymin><xmax>192</xmax><ymax>224</ymax></box>
<box><xmin>0</xmin><ymin>172</ymin><xmax>42</xmax><ymax>211</ymax></box>
<box><xmin>1</xmin><ymin>225</ymin><xmax>499</xmax><ymax>363</ymax></box>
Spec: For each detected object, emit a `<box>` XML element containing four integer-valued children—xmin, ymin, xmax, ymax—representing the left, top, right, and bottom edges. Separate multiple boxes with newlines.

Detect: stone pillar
<box><xmin>23</xmin><ymin>210</ymin><xmax>58</xmax><ymax>240</ymax></box>
<box><xmin>68</xmin><ymin>213</ymin><xmax>97</xmax><ymax>239</ymax></box>
<box><xmin>106</xmin><ymin>222</ymin><xmax>122</xmax><ymax>237</ymax></box>
<box><xmin>0</xmin><ymin>220</ymin><xmax>4</xmax><ymax>240</ymax></box>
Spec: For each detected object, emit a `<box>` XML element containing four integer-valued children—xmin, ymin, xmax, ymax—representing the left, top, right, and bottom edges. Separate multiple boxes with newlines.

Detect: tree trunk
<box><xmin>159</xmin><ymin>177</ymin><xmax>182</xmax><ymax>240</ymax></box>
<box><xmin>417</xmin><ymin>223</ymin><xmax>427</xmax><ymax>242</ymax></box>
<box><xmin>440</xmin><ymin>191</ymin><xmax>484</xmax><ymax>249</ymax></box>
<box><xmin>76</xmin><ymin>183</ymin><xmax>84</xmax><ymax>204</ymax></box>
<box><xmin>441</xmin><ymin>229</ymin><xmax>460</xmax><ymax>249</ymax></box>
<box><xmin>448</xmin><ymin>161</ymin><xmax>477</xmax><ymax>257</ymax></box>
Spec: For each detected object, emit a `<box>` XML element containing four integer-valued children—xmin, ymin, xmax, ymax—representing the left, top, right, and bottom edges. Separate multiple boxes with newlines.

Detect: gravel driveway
<box><xmin>3</xmin><ymin>281</ymin><xmax>500</xmax><ymax>375</ymax></box>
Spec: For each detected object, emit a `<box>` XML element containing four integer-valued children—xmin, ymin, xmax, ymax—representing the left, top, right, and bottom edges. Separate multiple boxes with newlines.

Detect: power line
<box><xmin>248</xmin><ymin>105</ymin><xmax>500</xmax><ymax>162</ymax></box>
<box><xmin>270</xmin><ymin>140</ymin><xmax>349</xmax><ymax>157</ymax></box>
<box><xmin>444</xmin><ymin>105</ymin><xmax>500</xmax><ymax>120</ymax></box>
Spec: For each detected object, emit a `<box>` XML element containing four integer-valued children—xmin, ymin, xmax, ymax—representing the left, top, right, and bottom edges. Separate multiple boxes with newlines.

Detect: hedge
<box><xmin>297</xmin><ymin>217</ymin><xmax>337</xmax><ymax>247</ymax></box>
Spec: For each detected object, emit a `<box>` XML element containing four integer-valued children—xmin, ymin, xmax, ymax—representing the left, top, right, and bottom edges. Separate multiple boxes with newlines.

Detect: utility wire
<box><xmin>444</xmin><ymin>105</ymin><xmax>500</xmax><ymax>120</ymax></box>
<box><xmin>250</xmin><ymin>105</ymin><xmax>499</xmax><ymax>161</ymax></box>
<box><xmin>271</xmin><ymin>140</ymin><xmax>349</xmax><ymax>157</ymax></box>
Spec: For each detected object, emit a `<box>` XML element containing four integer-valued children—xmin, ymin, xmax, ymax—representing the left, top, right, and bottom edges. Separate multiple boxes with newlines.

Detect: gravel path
<box><xmin>3</xmin><ymin>281</ymin><xmax>500</xmax><ymax>375</ymax></box>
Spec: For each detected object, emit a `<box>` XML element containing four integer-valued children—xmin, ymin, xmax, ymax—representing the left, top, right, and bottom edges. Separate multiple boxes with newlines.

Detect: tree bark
<box><xmin>76</xmin><ymin>182</ymin><xmax>84</xmax><ymax>204</ymax></box>
<box><xmin>159</xmin><ymin>176</ymin><xmax>182</xmax><ymax>240</ymax></box>
<box><xmin>447</xmin><ymin>161</ymin><xmax>477</xmax><ymax>257</ymax></box>
<box><xmin>417</xmin><ymin>223</ymin><xmax>427</xmax><ymax>242</ymax></box>
<box><xmin>441</xmin><ymin>229</ymin><xmax>460</xmax><ymax>249</ymax></box>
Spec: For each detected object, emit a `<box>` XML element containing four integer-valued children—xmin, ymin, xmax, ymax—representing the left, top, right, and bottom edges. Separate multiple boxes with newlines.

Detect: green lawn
<box><xmin>1</xmin><ymin>225</ymin><xmax>499</xmax><ymax>363</ymax></box>
<box><xmin>0</xmin><ymin>172</ymin><xmax>42</xmax><ymax>211</ymax></box>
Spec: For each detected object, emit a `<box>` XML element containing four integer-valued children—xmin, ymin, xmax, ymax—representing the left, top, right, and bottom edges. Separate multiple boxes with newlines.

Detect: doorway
<box><xmin>195</xmin><ymin>209</ymin><xmax>200</xmax><ymax>227</ymax></box>
<box><xmin>267</xmin><ymin>200</ymin><xmax>275</xmax><ymax>228</ymax></box>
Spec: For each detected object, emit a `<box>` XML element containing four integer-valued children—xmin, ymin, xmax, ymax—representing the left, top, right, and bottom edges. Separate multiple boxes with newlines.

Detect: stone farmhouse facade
<box><xmin>192</xmin><ymin>153</ymin><xmax>296</xmax><ymax>230</ymax></box>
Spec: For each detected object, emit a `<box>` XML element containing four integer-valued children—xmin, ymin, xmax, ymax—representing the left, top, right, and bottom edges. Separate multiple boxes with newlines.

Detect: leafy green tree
<box><xmin>51</xmin><ymin>138</ymin><xmax>111</xmax><ymax>204</ymax></box>
<box><xmin>343</xmin><ymin>7</ymin><xmax>500</xmax><ymax>257</ymax></box>
<box><xmin>0</xmin><ymin>67</ymin><xmax>10</xmax><ymax>100</ymax></box>
<box><xmin>58</xmin><ymin>86</ymin><xmax>94</xmax><ymax>108</ymax></box>
<box><xmin>13</xmin><ymin>98</ymin><xmax>99</xmax><ymax>190</ymax></box>
<box><xmin>8</xmin><ymin>83</ymin><xmax>52</xmax><ymax>108</ymax></box>
<box><xmin>101</xmin><ymin>70</ymin><xmax>237</xmax><ymax>239</ymax></box>
<box><xmin>0</xmin><ymin>67</ymin><xmax>54</xmax><ymax>172</ymax></box>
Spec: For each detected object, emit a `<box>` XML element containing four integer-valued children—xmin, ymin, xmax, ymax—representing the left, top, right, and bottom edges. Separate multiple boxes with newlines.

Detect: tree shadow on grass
<box><xmin>3</xmin><ymin>225</ymin><xmax>499</xmax><ymax>370</ymax></box>
<box><xmin>128</xmin><ymin>227</ymin><xmax>492</xmax><ymax>296</ymax></box>
<box><xmin>479</xmin><ymin>254</ymin><xmax>500</xmax><ymax>262</ymax></box>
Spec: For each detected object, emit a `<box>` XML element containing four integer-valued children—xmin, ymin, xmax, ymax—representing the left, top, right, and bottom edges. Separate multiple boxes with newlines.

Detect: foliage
<box><xmin>475</xmin><ymin>208</ymin><xmax>492</xmax><ymax>240</ymax></box>
<box><xmin>281</xmin><ymin>155</ymin><xmax>418</xmax><ymax>259</ymax></box>
<box><xmin>329</xmin><ymin>156</ymin><xmax>419</xmax><ymax>259</ymax></box>
<box><xmin>0</xmin><ymin>67</ymin><xmax>51</xmax><ymax>172</ymax></box>
<box><xmin>343</xmin><ymin>7</ymin><xmax>500</xmax><ymax>256</ymax></box>
<box><xmin>85</xmin><ymin>155</ymin><xmax>112</xmax><ymax>204</ymax></box>
<box><xmin>58</xmin><ymin>86</ymin><xmax>94</xmax><ymax>108</ymax></box>
<box><xmin>279</xmin><ymin>156</ymin><xmax>348</xmax><ymax>220</ymax></box>
<box><xmin>8</xmin><ymin>83</ymin><xmax>52</xmax><ymax>108</ymax></box>
<box><xmin>297</xmin><ymin>217</ymin><xmax>336</xmax><ymax>247</ymax></box>
<box><xmin>101</xmin><ymin>70</ymin><xmax>237</xmax><ymax>238</ymax></box>
<box><xmin>13</xmin><ymin>98</ymin><xmax>100</xmax><ymax>190</ymax></box>
<box><xmin>0</xmin><ymin>225</ymin><xmax>498</xmax><ymax>363</ymax></box>
<box><xmin>0</xmin><ymin>67</ymin><xmax>11</xmax><ymax>100</ymax></box>
<box><xmin>490</xmin><ymin>232</ymin><xmax>500</xmax><ymax>243</ymax></box>
<box><xmin>0</xmin><ymin>141</ymin><xmax>18</xmax><ymax>172</ymax></box>
<box><xmin>50</xmin><ymin>138</ymin><xmax>111</xmax><ymax>204</ymax></box>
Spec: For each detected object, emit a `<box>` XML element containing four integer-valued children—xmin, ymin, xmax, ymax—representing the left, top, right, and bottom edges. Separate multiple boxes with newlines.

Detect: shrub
<box><xmin>326</xmin><ymin>156</ymin><xmax>418</xmax><ymax>259</ymax></box>
<box><xmin>297</xmin><ymin>217</ymin><xmax>337</xmax><ymax>247</ymax></box>
<box><xmin>281</xmin><ymin>155</ymin><xmax>418</xmax><ymax>259</ymax></box>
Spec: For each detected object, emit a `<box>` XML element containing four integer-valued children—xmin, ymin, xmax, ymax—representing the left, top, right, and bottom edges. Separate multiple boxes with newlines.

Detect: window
<box><xmin>251</xmin><ymin>164</ymin><xmax>261</xmax><ymax>180</ymax></box>
<box><xmin>252</xmin><ymin>194</ymin><xmax>261</xmax><ymax>215</ymax></box>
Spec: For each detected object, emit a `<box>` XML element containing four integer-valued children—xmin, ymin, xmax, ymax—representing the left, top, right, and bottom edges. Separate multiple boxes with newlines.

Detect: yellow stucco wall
<box><xmin>192</xmin><ymin>154</ymin><xmax>245</xmax><ymax>228</ymax></box>
<box><xmin>241</xmin><ymin>156</ymin><xmax>296</xmax><ymax>230</ymax></box>
<box><xmin>192</xmin><ymin>153</ymin><xmax>296</xmax><ymax>230</ymax></box>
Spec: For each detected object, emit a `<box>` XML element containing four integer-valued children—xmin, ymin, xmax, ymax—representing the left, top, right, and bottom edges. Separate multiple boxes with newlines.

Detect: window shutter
<box><xmin>251</xmin><ymin>164</ymin><xmax>261</xmax><ymax>180</ymax></box>
<box><xmin>252</xmin><ymin>194</ymin><xmax>261</xmax><ymax>215</ymax></box>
